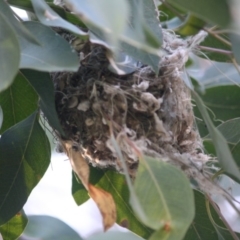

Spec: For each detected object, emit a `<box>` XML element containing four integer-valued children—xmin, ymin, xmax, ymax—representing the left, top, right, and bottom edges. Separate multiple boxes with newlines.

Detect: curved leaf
<box><xmin>184</xmin><ymin>190</ymin><xmax>240</xmax><ymax>240</ymax></box>
<box><xmin>193</xmin><ymin>91</ymin><xmax>240</xmax><ymax>182</ymax></box>
<box><xmin>0</xmin><ymin>210</ymin><xmax>28</xmax><ymax>240</ymax></box>
<box><xmin>0</xmin><ymin>0</ymin><xmax>38</xmax><ymax>44</ymax></box>
<box><xmin>31</xmin><ymin>0</ymin><xmax>87</xmax><ymax>36</ymax></box>
<box><xmin>19</xmin><ymin>21</ymin><xmax>79</xmax><ymax>71</ymax></box>
<box><xmin>72</xmin><ymin>168</ymin><xmax>153</xmax><ymax>239</ymax></box>
<box><xmin>0</xmin><ymin>73</ymin><xmax>38</xmax><ymax>134</ymax></box>
<box><xmin>230</xmin><ymin>33</ymin><xmax>240</xmax><ymax>65</ymax></box>
<box><xmin>166</xmin><ymin>0</ymin><xmax>231</xmax><ymax>28</ymax></box>
<box><xmin>0</xmin><ymin>106</ymin><xmax>3</xmax><ymax>130</ymax></box>
<box><xmin>132</xmin><ymin>156</ymin><xmax>194</xmax><ymax>240</ymax></box>
<box><xmin>66</xmin><ymin>0</ymin><xmax>129</xmax><ymax>51</ymax></box>
<box><xmin>22</xmin><ymin>215</ymin><xmax>82</xmax><ymax>240</ymax></box>
<box><xmin>177</xmin><ymin>15</ymin><xmax>205</xmax><ymax>36</ymax></box>
<box><xmin>188</xmin><ymin>57</ymin><xmax>239</xmax><ymax>89</ymax></box>
<box><xmin>21</xmin><ymin>69</ymin><xmax>64</xmax><ymax>136</ymax></box>
<box><xmin>213</xmin><ymin>118</ymin><xmax>240</xmax><ymax>144</ymax></box>
<box><xmin>0</xmin><ymin>12</ymin><xmax>20</xmax><ymax>92</ymax></box>
<box><xmin>0</xmin><ymin>112</ymin><xmax>51</xmax><ymax>225</ymax></box>
<box><xmin>87</xmin><ymin>231</ymin><xmax>144</xmax><ymax>240</ymax></box>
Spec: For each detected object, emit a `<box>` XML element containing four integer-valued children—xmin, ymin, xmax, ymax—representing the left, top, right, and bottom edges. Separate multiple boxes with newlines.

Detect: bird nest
<box><xmin>52</xmin><ymin>30</ymin><xmax>211</xmax><ymax>187</ymax></box>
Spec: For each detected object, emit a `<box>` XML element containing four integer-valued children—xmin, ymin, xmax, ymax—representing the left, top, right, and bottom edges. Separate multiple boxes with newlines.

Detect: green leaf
<box><xmin>0</xmin><ymin>210</ymin><xmax>28</xmax><ymax>240</ymax></box>
<box><xmin>0</xmin><ymin>73</ymin><xmax>38</xmax><ymax>134</ymax></box>
<box><xmin>21</xmin><ymin>69</ymin><xmax>64</xmax><ymax>136</ymax></box>
<box><xmin>214</xmin><ymin>118</ymin><xmax>240</xmax><ymax>144</ymax></box>
<box><xmin>87</xmin><ymin>231</ymin><xmax>145</xmax><ymax>240</ymax></box>
<box><xmin>193</xmin><ymin>91</ymin><xmax>240</xmax><ymax>182</ymax></box>
<box><xmin>132</xmin><ymin>156</ymin><xmax>194</xmax><ymax>240</ymax></box>
<box><xmin>229</xmin><ymin>142</ymin><xmax>240</xmax><ymax>167</ymax></box>
<box><xmin>184</xmin><ymin>190</ymin><xmax>240</xmax><ymax>240</ymax></box>
<box><xmin>8</xmin><ymin>0</ymin><xmax>85</xmax><ymax>27</ymax></box>
<box><xmin>67</xmin><ymin>0</ymin><xmax>162</xmax><ymax>73</ymax></box>
<box><xmin>230</xmin><ymin>33</ymin><xmax>240</xmax><ymax>65</ymax></box>
<box><xmin>66</xmin><ymin>0</ymin><xmax>129</xmax><ymax>51</ymax></box>
<box><xmin>19</xmin><ymin>21</ymin><xmax>79</xmax><ymax>71</ymax></box>
<box><xmin>72</xmin><ymin>168</ymin><xmax>153</xmax><ymax>239</ymax></box>
<box><xmin>72</xmin><ymin>166</ymin><xmax>105</xmax><ymax>205</ymax></box>
<box><xmin>22</xmin><ymin>215</ymin><xmax>82</xmax><ymax>240</ymax></box>
<box><xmin>166</xmin><ymin>0</ymin><xmax>231</xmax><ymax>28</ymax></box>
<box><xmin>0</xmin><ymin>106</ymin><xmax>3</xmax><ymax>130</ymax></box>
<box><xmin>0</xmin><ymin>112</ymin><xmax>51</xmax><ymax>225</ymax></box>
<box><xmin>31</xmin><ymin>0</ymin><xmax>87</xmax><ymax>36</ymax></box>
<box><xmin>0</xmin><ymin>12</ymin><xmax>20</xmax><ymax>92</ymax></box>
<box><xmin>193</xmin><ymin>86</ymin><xmax>240</xmax><ymax>137</ymax></box>
<box><xmin>0</xmin><ymin>0</ymin><xmax>39</xmax><ymax>45</ymax></box>
<box><xmin>177</xmin><ymin>15</ymin><xmax>206</xmax><ymax>36</ymax></box>
<box><xmin>188</xmin><ymin>59</ymin><xmax>240</xmax><ymax>89</ymax></box>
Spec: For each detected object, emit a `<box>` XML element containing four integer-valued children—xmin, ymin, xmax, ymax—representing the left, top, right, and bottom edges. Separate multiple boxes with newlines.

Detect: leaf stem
<box><xmin>198</xmin><ymin>46</ymin><xmax>232</xmax><ymax>56</ymax></box>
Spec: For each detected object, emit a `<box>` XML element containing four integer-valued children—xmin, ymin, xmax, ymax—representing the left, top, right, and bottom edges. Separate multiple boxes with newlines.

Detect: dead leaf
<box><xmin>63</xmin><ymin>141</ymin><xmax>89</xmax><ymax>189</ymax></box>
<box><xmin>89</xmin><ymin>184</ymin><xmax>116</xmax><ymax>231</ymax></box>
<box><xmin>62</xmin><ymin>141</ymin><xmax>117</xmax><ymax>230</ymax></box>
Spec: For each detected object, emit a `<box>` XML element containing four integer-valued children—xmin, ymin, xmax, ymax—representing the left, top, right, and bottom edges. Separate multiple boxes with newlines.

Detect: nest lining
<box><xmin>52</xmin><ymin>29</ymin><xmax>218</xmax><ymax>192</ymax></box>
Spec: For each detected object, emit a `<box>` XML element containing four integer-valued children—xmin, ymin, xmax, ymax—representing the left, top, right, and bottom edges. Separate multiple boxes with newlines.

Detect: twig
<box><xmin>206</xmin><ymin>195</ymin><xmax>240</xmax><ymax>240</ymax></box>
<box><xmin>198</xmin><ymin>46</ymin><xmax>233</xmax><ymax>56</ymax></box>
<box><xmin>204</xmin><ymin>28</ymin><xmax>231</xmax><ymax>46</ymax></box>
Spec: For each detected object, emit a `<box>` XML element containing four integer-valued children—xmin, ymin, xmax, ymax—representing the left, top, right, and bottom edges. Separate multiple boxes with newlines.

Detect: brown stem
<box><xmin>198</xmin><ymin>46</ymin><xmax>233</xmax><ymax>56</ymax></box>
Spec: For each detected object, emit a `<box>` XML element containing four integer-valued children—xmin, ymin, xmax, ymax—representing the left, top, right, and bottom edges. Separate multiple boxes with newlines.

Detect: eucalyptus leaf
<box><xmin>0</xmin><ymin>106</ymin><xmax>3</xmax><ymax>130</ymax></box>
<box><xmin>66</xmin><ymin>0</ymin><xmax>162</xmax><ymax>73</ymax></box>
<box><xmin>31</xmin><ymin>0</ymin><xmax>87</xmax><ymax>36</ymax></box>
<box><xmin>8</xmin><ymin>0</ymin><xmax>85</xmax><ymax>27</ymax></box>
<box><xmin>21</xmin><ymin>215</ymin><xmax>82</xmax><ymax>240</ymax></box>
<box><xmin>193</xmin><ymin>91</ymin><xmax>240</xmax><ymax>182</ymax></box>
<box><xmin>132</xmin><ymin>156</ymin><xmax>194</xmax><ymax>239</ymax></box>
<box><xmin>21</xmin><ymin>69</ymin><xmax>64</xmax><ymax>136</ymax></box>
<box><xmin>230</xmin><ymin>33</ymin><xmax>240</xmax><ymax>65</ymax></box>
<box><xmin>0</xmin><ymin>12</ymin><xmax>20</xmax><ymax>92</ymax></box>
<box><xmin>87</xmin><ymin>231</ymin><xmax>145</xmax><ymax>240</ymax></box>
<box><xmin>0</xmin><ymin>210</ymin><xmax>28</xmax><ymax>240</ymax></box>
<box><xmin>212</xmin><ymin>118</ymin><xmax>240</xmax><ymax>144</ymax></box>
<box><xmin>72</xmin><ymin>168</ymin><xmax>153</xmax><ymax>239</ymax></box>
<box><xmin>184</xmin><ymin>190</ymin><xmax>240</xmax><ymax>240</ymax></box>
<box><xmin>0</xmin><ymin>112</ymin><xmax>51</xmax><ymax>225</ymax></box>
<box><xmin>166</xmin><ymin>0</ymin><xmax>231</xmax><ymax>28</ymax></box>
<box><xmin>177</xmin><ymin>15</ymin><xmax>205</xmax><ymax>36</ymax></box>
<box><xmin>19</xmin><ymin>21</ymin><xmax>79</xmax><ymax>71</ymax></box>
<box><xmin>0</xmin><ymin>0</ymin><xmax>39</xmax><ymax>44</ymax></box>
<box><xmin>193</xmin><ymin>86</ymin><xmax>240</xmax><ymax>137</ymax></box>
<box><xmin>0</xmin><ymin>73</ymin><xmax>38</xmax><ymax>134</ymax></box>
<box><xmin>188</xmin><ymin>56</ymin><xmax>240</xmax><ymax>88</ymax></box>
<box><xmin>65</xmin><ymin>0</ymin><xmax>129</xmax><ymax>50</ymax></box>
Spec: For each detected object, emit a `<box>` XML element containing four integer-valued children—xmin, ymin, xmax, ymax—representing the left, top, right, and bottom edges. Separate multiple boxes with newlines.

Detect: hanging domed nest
<box><xmin>52</xmin><ymin>29</ymin><xmax>213</xmax><ymax>190</ymax></box>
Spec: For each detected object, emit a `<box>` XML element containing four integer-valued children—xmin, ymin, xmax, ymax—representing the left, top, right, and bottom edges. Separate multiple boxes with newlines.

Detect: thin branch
<box><xmin>206</xmin><ymin>195</ymin><xmax>240</xmax><ymax>240</ymax></box>
<box><xmin>204</xmin><ymin>28</ymin><xmax>231</xmax><ymax>46</ymax></box>
<box><xmin>198</xmin><ymin>46</ymin><xmax>233</xmax><ymax>56</ymax></box>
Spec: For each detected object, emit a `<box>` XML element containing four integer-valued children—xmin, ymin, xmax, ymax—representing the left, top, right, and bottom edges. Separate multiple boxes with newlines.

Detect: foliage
<box><xmin>0</xmin><ymin>0</ymin><xmax>240</xmax><ymax>239</ymax></box>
